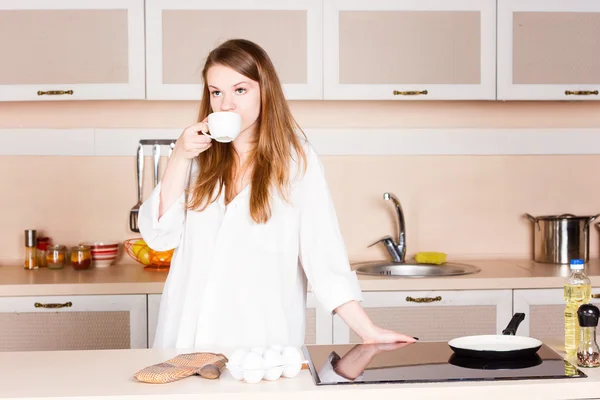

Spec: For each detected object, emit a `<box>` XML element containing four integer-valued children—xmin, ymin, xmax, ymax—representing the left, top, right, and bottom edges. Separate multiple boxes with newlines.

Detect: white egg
<box><xmin>281</xmin><ymin>346</ymin><xmax>303</xmax><ymax>379</ymax></box>
<box><xmin>281</xmin><ymin>346</ymin><xmax>302</xmax><ymax>364</ymax></box>
<box><xmin>250</xmin><ymin>346</ymin><xmax>265</xmax><ymax>356</ymax></box>
<box><xmin>228</xmin><ymin>348</ymin><xmax>248</xmax><ymax>367</ymax></box>
<box><xmin>241</xmin><ymin>352</ymin><xmax>266</xmax><ymax>384</ymax></box>
<box><xmin>263</xmin><ymin>366</ymin><xmax>283</xmax><ymax>381</ymax></box>
<box><xmin>262</xmin><ymin>349</ymin><xmax>284</xmax><ymax>381</ymax></box>
<box><xmin>268</xmin><ymin>344</ymin><xmax>284</xmax><ymax>354</ymax></box>
<box><xmin>263</xmin><ymin>349</ymin><xmax>283</xmax><ymax>367</ymax></box>
<box><xmin>242</xmin><ymin>351</ymin><xmax>264</xmax><ymax>371</ymax></box>
<box><xmin>228</xmin><ymin>366</ymin><xmax>245</xmax><ymax>381</ymax></box>
<box><xmin>243</xmin><ymin>369</ymin><xmax>264</xmax><ymax>384</ymax></box>
<box><xmin>282</xmin><ymin>363</ymin><xmax>302</xmax><ymax>379</ymax></box>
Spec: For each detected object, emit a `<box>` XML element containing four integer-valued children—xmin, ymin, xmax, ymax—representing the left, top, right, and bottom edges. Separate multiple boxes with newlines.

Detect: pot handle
<box><xmin>501</xmin><ymin>313</ymin><xmax>526</xmax><ymax>336</ymax></box>
<box><xmin>558</xmin><ymin>214</ymin><xmax>576</xmax><ymax>218</ymax></box>
<box><xmin>586</xmin><ymin>214</ymin><xmax>600</xmax><ymax>227</ymax></box>
<box><xmin>524</xmin><ymin>214</ymin><xmax>541</xmax><ymax>231</ymax></box>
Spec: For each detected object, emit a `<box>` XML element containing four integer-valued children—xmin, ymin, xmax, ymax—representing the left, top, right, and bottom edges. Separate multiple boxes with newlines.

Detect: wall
<box><xmin>1</xmin><ymin>100</ymin><xmax>600</xmax><ymax>265</ymax></box>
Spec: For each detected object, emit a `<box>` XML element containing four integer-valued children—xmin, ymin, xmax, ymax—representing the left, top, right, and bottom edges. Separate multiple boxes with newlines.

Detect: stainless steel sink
<box><xmin>353</xmin><ymin>260</ymin><xmax>480</xmax><ymax>278</ymax></box>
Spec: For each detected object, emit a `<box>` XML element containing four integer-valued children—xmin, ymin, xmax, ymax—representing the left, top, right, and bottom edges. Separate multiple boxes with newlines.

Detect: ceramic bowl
<box><xmin>80</xmin><ymin>241</ymin><xmax>119</xmax><ymax>268</ymax></box>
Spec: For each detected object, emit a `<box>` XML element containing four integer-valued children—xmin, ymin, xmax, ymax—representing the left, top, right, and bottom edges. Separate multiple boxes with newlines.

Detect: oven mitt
<box><xmin>134</xmin><ymin>352</ymin><xmax>228</xmax><ymax>384</ymax></box>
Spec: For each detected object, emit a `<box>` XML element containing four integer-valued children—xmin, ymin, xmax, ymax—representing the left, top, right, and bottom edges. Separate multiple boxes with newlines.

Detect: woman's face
<box><xmin>206</xmin><ymin>64</ymin><xmax>261</xmax><ymax>138</ymax></box>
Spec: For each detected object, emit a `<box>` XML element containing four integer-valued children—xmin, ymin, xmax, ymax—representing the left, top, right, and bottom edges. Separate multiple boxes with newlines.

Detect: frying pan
<box><xmin>448</xmin><ymin>313</ymin><xmax>543</xmax><ymax>359</ymax></box>
<box><xmin>448</xmin><ymin>353</ymin><xmax>543</xmax><ymax>370</ymax></box>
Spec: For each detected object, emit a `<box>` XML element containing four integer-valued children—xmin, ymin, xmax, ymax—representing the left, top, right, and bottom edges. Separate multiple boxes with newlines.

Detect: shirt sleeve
<box><xmin>138</xmin><ymin>159</ymin><xmax>196</xmax><ymax>251</ymax></box>
<box><xmin>298</xmin><ymin>144</ymin><xmax>363</xmax><ymax>314</ymax></box>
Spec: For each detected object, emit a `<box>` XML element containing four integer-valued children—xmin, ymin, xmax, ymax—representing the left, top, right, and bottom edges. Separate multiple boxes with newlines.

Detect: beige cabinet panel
<box><xmin>514</xmin><ymin>288</ymin><xmax>600</xmax><ymax>340</ymax></box>
<box><xmin>324</xmin><ymin>0</ymin><xmax>496</xmax><ymax>100</ymax></box>
<box><xmin>146</xmin><ymin>0</ymin><xmax>322</xmax><ymax>100</ymax></box>
<box><xmin>498</xmin><ymin>0</ymin><xmax>600</xmax><ymax>100</ymax></box>
<box><xmin>0</xmin><ymin>0</ymin><xmax>145</xmax><ymax>101</ymax></box>
<box><xmin>333</xmin><ymin>290</ymin><xmax>513</xmax><ymax>344</ymax></box>
<box><xmin>0</xmin><ymin>295</ymin><xmax>147</xmax><ymax>351</ymax></box>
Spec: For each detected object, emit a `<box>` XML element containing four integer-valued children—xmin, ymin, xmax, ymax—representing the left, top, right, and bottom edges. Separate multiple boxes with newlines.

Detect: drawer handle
<box><xmin>37</xmin><ymin>90</ymin><xmax>74</xmax><ymax>96</ymax></box>
<box><xmin>34</xmin><ymin>301</ymin><xmax>73</xmax><ymax>309</ymax></box>
<box><xmin>406</xmin><ymin>296</ymin><xmax>442</xmax><ymax>303</ymax></box>
<box><xmin>393</xmin><ymin>90</ymin><xmax>428</xmax><ymax>96</ymax></box>
<box><xmin>592</xmin><ymin>294</ymin><xmax>600</xmax><ymax>299</ymax></box>
<box><xmin>564</xmin><ymin>90</ymin><xmax>598</xmax><ymax>96</ymax></box>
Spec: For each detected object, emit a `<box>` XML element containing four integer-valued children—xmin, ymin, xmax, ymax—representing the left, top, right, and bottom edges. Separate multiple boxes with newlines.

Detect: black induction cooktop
<box><xmin>302</xmin><ymin>342</ymin><xmax>586</xmax><ymax>385</ymax></box>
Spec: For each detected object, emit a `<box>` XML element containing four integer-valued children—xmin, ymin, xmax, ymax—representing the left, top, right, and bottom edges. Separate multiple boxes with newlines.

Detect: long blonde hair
<box><xmin>187</xmin><ymin>39</ymin><xmax>307</xmax><ymax>224</ymax></box>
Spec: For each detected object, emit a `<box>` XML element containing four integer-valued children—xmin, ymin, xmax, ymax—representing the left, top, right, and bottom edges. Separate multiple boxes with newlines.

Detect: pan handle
<box><xmin>501</xmin><ymin>313</ymin><xmax>526</xmax><ymax>336</ymax></box>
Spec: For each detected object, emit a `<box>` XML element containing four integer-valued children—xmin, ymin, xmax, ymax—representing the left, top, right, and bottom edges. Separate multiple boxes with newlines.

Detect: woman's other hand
<box><xmin>172</xmin><ymin>119</ymin><xmax>212</xmax><ymax>160</ymax></box>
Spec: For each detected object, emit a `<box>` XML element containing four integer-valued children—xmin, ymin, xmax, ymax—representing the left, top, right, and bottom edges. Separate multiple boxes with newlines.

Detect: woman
<box><xmin>139</xmin><ymin>39</ymin><xmax>416</xmax><ymax>348</ymax></box>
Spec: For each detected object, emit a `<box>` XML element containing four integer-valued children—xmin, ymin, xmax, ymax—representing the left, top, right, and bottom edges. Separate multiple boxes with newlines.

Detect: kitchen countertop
<box><xmin>0</xmin><ymin>340</ymin><xmax>598</xmax><ymax>400</ymax></box>
<box><xmin>0</xmin><ymin>259</ymin><xmax>599</xmax><ymax>297</ymax></box>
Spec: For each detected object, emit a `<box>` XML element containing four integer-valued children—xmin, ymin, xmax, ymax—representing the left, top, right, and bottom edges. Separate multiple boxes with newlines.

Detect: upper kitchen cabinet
<box><xmin>0</xmin><ymin>0</ymin><xmax>145</xmax><ymax>101</ymax></box>
<box><xmin>323</xmin><ymin>0</ymin><xmax>497</xmax><ymax>100</ymax></box>
<box><xmin>498</xmin><ymin>0</ymin><xmax>600</xmax><ymax>100</ymax></box>
<box><xmin>145</xmin><ymin>0</ymin><xmax>323</xmax><ymax>100</ymax></box>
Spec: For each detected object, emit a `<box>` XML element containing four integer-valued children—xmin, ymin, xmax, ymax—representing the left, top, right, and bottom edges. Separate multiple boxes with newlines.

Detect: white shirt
<box><xmin>139</xmin><ymin>141</ymin><xmax>363</xmax><ymax>349</ymax></box>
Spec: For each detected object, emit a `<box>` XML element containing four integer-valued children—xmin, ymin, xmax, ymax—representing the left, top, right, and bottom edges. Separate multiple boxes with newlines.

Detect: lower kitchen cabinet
<box><xmin>0</xmin><ymin>295</ymin><xmax>147</xmax><ymax>351</ymax></box>
<box><xmin>147</xmin><ymin>293</ymin><xmax>333</xmax><ymax>347</ymax></box>
<box><xmin>333</xmin><ymin>290</ymin><xmax>513</xmax><ymax>344</ymax></box>
<box><xmin>513</xmin><ymin>288</ymin><xmax>600</xmax><ymax>340</ymax></box>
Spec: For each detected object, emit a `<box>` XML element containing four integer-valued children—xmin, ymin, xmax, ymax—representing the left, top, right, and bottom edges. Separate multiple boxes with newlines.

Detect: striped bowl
<box><xmin>80</xmin><ymin>241</ymin><xmax>119</xmax><ymax>268</ymax></box>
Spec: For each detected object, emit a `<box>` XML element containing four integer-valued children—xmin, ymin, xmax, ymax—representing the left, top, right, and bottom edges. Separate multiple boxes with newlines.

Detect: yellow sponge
<box><xmin>415</xmin><ymin>252</ymin><xmax>447</xmax><ymax>265</ymax></box>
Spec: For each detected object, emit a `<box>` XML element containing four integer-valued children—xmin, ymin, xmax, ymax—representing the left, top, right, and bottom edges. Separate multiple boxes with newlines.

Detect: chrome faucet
<box><xmin>368</xmin><ymin>192</ymin><xmax>406</xmax><ymax>263</ymax></box>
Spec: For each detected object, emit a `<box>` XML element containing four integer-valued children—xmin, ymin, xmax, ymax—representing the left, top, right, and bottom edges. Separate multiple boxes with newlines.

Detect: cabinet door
<box><xmin>498</xmin><ymin>0</ymin><xmax>600</xmax><ymax>100</ymax></box>
<box><xmin>0</xmin><ymin>0</ymin><xmax>145</xmax><ymax>101</ymax></box>
<box><xmin>146</xmin><ymin>0</ymin><xmax>322</xmax><ymax>100</ymax></box>
<box><xmin>513</xmin><ymin>288</ymin><xmax>600</xmax><ymax>340</ymax></box>
<box><xmin>147</xmin><ymin>294</ymin><xmax>162</xmax><ymax>348</ymax></box>
<box><xmin>323</xmin><ymin>0</ymin><xmax>496</xmax><ymax>100</ymax></box>
<box><xmin>0</xmin><ymin>295</ymin><xmax>147</xmax><ymax>351</ymax></box>
<box><xmin>333</xmin><ymin>290</ymin><xmax>512</xmax><ymax>344</ymax></box>
<box><xmin>148</xmin><ymin>293</ymin><xmax>332</xmax><ymax>346</ymax></box>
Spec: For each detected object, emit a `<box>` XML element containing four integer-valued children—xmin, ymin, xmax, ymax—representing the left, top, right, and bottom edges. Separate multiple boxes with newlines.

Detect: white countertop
<box><xmin>0</xmin><ymin>340</ymin><xmax>598</xmax><ymax>400</ymax></box>
<box><xmin>0</xmin><ymin>259</ymin><xmax>599</xmax><ymax>296</ymax></box>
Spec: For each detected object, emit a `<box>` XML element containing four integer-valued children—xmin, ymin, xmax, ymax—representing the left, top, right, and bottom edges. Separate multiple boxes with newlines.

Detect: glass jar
<box><xmin>47</xmin><ymin>245</ymin><xmax>67</xmax><ymax>269</ymax></box>
<box><xmin>36</xmin><ymin>237</ymin><xmax>51</xmax><ymax>268</ymax></box>
<box><xmin>70</xmin><ymin>245</ymin><xmax>92</xmax><ymax>270</ymax></box>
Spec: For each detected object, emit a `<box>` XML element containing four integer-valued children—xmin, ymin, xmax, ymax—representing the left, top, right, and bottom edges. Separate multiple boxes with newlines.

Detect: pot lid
<box><xmin>532</xmin><ymin>214</ymin><xmax>595</xmax><ymax>221</ymax></box>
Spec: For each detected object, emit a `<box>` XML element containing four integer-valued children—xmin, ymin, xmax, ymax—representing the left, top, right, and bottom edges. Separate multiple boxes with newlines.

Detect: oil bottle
<box><xmin>564</xmin><ymin>259</ymin><xmax>591</xmax><ymax>356</ymax></box>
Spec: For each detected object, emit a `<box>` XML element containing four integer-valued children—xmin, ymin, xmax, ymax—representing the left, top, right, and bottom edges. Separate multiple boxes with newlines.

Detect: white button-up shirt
<box><xmin>139</xmin><ymin>141</ymin><xmax>363</xmax><ymax>348</ymax></box>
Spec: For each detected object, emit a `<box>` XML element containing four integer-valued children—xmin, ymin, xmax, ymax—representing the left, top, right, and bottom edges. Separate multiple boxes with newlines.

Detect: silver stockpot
<box><xmin>525</xmin><ymin>213</ymin><xmax>599</xmax><ymax>264</ymax></box>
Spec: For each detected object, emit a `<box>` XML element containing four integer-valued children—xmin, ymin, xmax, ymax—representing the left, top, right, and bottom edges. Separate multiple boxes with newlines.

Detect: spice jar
<box><xmin>36</xmin><ymin>237</ymin><xmax>51</xmax><ymax>268</ymax></box>
<box><xmin>47</xmin><ymin>245</ymin><xmax>67</xmax><ymax>269</ymax></box>
<box><xmin>577</xmin><ymin>303</ymin><xmax>600</xmax><ymax>368</ymax></box>
<box><xmin>24</xmin><ymin>229</ymin><xmax>38</xmax><ymax>270</ymax></box>
<box><xmin>70</xmin><ymin>245</ymin><xmax>92</xmax><ymax>270</ymax></box>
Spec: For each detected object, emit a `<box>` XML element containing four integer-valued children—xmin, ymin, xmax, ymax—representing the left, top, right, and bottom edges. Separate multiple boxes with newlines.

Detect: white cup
<box><xmin>201</xmin><ymin>112</ymin><xmax>242</xmax><ymax>143</ymax></box>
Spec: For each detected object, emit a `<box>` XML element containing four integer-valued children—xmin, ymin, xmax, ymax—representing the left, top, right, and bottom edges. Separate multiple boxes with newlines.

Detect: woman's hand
<box><xmin>172</xmin><ymin>120</ymin><xmax>212</xmax><ymax>160</ymax></box>
<box><xmin>334</xmin><ymin>300</ymin><xmax>417</xmax><ymax>344</ymax></box>
<box><xmin>361</xmin><ymin>325</ymin><xmax>417</xmax><ymax>344</ymax></box>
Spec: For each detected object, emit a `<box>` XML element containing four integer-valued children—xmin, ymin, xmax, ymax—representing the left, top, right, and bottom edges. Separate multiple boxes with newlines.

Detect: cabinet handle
<box><xmin>564</xmin><ymin>90</ymin><xmax>598</xmax><ymax>96</ymax></box>
<box><xmin>34</xmin><ymin>301</ymin><xmax>73</xmax><ymax>309</ymax></box>
<box><xmin>37</xmin><ymin>90</ymin><xmax>74</xmax><ymax>96</ymax></box>
<box><xmin>406</xmin><ymin>296</ymin><xmax>442</xmax><ymax>303</ymax></box>
<box><xmin>393</xmin><ymin>90</ymin><xmax>428</xmax><ymax>96</ymax></box>
<box><xmin>592</xmin><ymin>294</ymin><xmax>600</xmax><ymax>299</ymax></box>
